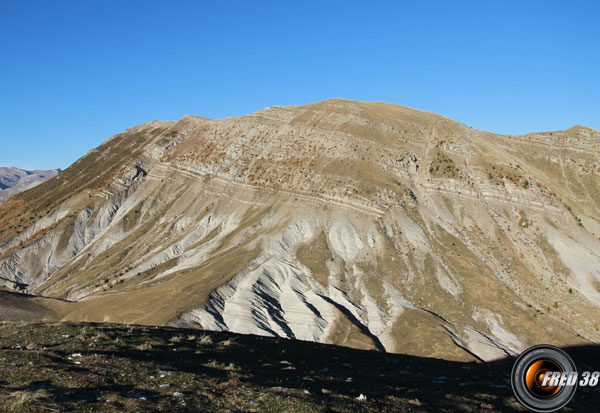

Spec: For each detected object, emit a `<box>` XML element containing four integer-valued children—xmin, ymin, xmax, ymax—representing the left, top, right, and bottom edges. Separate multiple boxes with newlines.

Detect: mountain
<box><xmin>1</xmin><ymin>99</ymin><xmax>599</xmax><ymax>362</ymax></box>
<box><xmin>0</xmin><ymin>167</ymin><xmax>60</xmax><ymax>204</ymax></box>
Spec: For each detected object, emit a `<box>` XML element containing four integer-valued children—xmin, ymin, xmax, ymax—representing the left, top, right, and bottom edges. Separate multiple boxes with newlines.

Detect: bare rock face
<box><xmin>0</xmin><ymin>167</ymin><xmax>60</xmax><ymax>204</ymax></box>
<box><xmin>1</xmin><ymin>99</ymin><xmax>599</xmax><ymax>362</ymax></box>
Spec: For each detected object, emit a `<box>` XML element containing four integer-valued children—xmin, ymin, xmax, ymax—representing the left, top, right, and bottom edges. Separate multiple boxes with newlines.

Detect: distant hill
<box><xmin>0</xmin><ymin>166</ymin><xmax>60</xmax><ymax>204</ymax></box>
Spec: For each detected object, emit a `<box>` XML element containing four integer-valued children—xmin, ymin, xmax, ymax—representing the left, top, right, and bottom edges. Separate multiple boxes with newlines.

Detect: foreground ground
<box><xmin>0</xmin><ymin>322</ymin><xmax>597</xmax><ymax>412</ymax></box>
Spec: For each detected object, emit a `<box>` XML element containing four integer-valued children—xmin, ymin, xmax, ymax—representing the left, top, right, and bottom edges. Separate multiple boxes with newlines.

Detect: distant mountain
<box><xmin>0</xmin><ymin>167</ymin><xmax>60</xmax><ymax>204</ymax></box>
<box><xmin>1</xmin><ymin>99</ymin><xmax>599</xmax><ymax>363</ymax></box>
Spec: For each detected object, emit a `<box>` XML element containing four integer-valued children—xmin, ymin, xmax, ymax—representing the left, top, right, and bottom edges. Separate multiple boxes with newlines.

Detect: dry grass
<box><xmin>198</xmin><ymin>334</ymin><xmax>213</xmax><ymax>345</ymax></box>
<box><xmin>219</xmin><ymin>338</ymin><xmax>236</xmax><ymax>347</ymax></box>
<box><xmin>3</xmin><ymin>321</ymin><xmax>577</xmax><ymax>412</ymax></box>
<box><xmin>5</xmin><ymin>389</ymin><xmax>58</xmax><ymax>412</ymax></box>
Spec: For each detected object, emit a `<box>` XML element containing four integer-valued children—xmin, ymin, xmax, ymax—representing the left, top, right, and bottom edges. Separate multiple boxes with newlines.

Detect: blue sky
<box><xmin>1</xmin><ymin>1</ymin><xmax>598</xmax><ymax>170</ymax></box>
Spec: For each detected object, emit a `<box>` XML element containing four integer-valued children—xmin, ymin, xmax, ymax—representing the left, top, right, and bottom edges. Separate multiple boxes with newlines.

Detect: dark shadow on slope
<box><xmin>318</xmin><ymin>294</ymin><xmax>387</xmax><ymax>352</ymax></box>
<box><xmin>0</xmin><ymin>290</ymin><xmax>60</xmax><ymax>321</ymax></box>
<box><xmin>2</xmin><ymin>322</ymin><xmax>600</xmax><ymax>412</ymax></box>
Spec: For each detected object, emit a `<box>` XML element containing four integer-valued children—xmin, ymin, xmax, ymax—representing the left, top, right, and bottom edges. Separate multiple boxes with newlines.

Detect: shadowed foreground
<box><xmin>0</xmin><ymin>322</ymin><xmax>598</xmax><ymax>412</ymax></box>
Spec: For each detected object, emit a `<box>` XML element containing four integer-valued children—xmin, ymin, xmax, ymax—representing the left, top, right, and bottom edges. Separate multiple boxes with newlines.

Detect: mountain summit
<box><xmin>1</xmin><ymin>99</ymin><xmax>599</xmax><ymax>362</ymax></box>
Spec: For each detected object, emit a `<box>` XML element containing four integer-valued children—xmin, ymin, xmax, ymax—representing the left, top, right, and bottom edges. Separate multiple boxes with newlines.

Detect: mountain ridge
<box><xmin>1</xmin><ymin>99</ymin><xmax>599</xmax><ymax>363</ymax></box>
<box><xmin>0</xmin><ymin>166</ymin><xmax>60</xmax><ymax>204</ymax></box>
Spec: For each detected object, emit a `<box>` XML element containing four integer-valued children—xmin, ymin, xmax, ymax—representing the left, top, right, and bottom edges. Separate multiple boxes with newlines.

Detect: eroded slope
<box><xmin>1</xmin><ymin>99</ymin><xmax>599</xmax><ymax>362</ymax></box>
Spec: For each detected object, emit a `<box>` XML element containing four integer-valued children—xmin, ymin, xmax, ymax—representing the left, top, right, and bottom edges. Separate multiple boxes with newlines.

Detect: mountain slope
<box><xmin>1</xmin><ymin>99</ymin><xmax>599</xmax><ymax>362</ymax></box>
<box><xmin>0</xmin><ymin>167</ymin><xmax>60</xmax><ymax>204</ymax></box>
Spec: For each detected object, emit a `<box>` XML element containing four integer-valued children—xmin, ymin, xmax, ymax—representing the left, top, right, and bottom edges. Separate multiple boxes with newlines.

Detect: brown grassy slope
<box><xmin>0</xmin><ymin>120</ymin><xmax>177</xmax><ymax>247</ymax></box>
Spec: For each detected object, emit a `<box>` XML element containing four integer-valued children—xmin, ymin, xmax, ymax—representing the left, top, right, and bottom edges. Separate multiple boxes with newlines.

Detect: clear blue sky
<box><xmin>1</xmin><ymin>1</ymin><xmax>598</xmax><ymax>170</ymax></box>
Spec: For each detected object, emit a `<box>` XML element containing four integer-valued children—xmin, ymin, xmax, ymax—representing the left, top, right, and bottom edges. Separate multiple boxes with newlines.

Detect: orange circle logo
<box><xmin>511</xmin><ymin>345</ymin><xmax>578</xmax><ymax>412</ymax></box>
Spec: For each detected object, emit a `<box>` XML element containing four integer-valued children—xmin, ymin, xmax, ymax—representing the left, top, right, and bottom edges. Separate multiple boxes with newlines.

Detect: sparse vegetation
<box><xmin>429</xmin><ymin>151</ymin><xmax>464</xmax><ymax>179</ymax></box>
<box><xmin>0</xmin><ymin>321</ymin><xmax>566</xmax><ymax>412</ymax></box>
